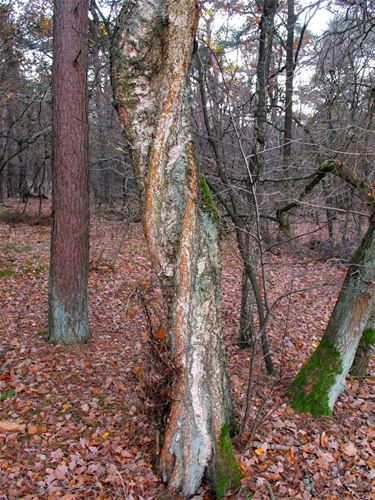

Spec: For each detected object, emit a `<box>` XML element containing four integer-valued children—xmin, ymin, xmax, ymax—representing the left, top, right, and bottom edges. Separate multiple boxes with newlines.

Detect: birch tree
<box><xmin>111</xmin><ymin>0</ymin><xmax>240</xmax><ymax>497</ymax></box>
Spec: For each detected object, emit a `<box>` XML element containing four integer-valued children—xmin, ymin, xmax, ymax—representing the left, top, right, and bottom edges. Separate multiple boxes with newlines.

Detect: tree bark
<box><xmin>48</xmin><ymin>0</ymin><xmax>90</xmax><ymax>344</ymax></box>
<box><xmin>289</xmin><ymin>216</ymin><xmax>375</xmax><ymax>415</ymax></box>
<box><xmin>239</xmin><ymin>267</ymin><xmax>254</xmax><ymax>348</ymax></box>
<box><xmin>350</xmin><ymin>308</ymin><xmax>374</xmax><ymax>378</ymax></box>
<box><xmin>282</xmin><ymin>0</ymin><xmax>295</xmax><ymax>176</ymax></box>
<box><xmin>111</xmin><ymin>1</ymin><xmax>239</xmax><ymax>497</ymax></box>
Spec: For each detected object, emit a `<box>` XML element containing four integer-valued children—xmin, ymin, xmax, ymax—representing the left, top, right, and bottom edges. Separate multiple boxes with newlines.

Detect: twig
<box><xmin>264</xmin><ymin>478</ymin><xmax>276</xmax><ymax>500</ymax></box>
<box><xmin>251</xmin><ymin>441</ymin><xmax>291</xmax><ymax>452</ymax></box>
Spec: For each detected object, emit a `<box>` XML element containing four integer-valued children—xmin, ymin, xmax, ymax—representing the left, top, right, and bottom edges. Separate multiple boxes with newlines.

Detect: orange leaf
<box><xmin>132</xmin><ymin>365</ymin><xmax>144</xmax><ymax>378</ymax></box>
<box><xmin>154</xmin><ymin>326</ymin><xmax>167</xmax><ymax>342</ymax></box>
<box><xmin>240</xmin><ymin>462</ymin><xmax>248</xmax><ymax>474</ymax></box>
<box><xmin>320</xmin><ymin>432</ymin><xmax>328</xmax><ymax>448</ymax></box>
<box><xmin>125</xmin><ymin>308</ymin><xmax>137</xmax><ymax>319</ymax></box>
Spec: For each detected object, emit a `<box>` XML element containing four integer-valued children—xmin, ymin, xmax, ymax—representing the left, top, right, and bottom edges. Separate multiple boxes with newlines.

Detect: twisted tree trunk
<box><xmin>111</xmin><ymin>1</ymin><xmax>239</xmax><ymax>497</ymax></box>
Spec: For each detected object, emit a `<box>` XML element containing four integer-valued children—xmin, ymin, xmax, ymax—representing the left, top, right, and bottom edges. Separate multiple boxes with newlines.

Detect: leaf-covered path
<box><xmin>0</xmin><ymin>203</ymin><xmax>373</xmax><ymax>498</ymax></box>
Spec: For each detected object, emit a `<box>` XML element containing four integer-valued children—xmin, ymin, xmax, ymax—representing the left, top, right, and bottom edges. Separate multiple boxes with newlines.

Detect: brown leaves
<box><xmin>0</xmin><ymin>420</ymin><xmax>26</xmax><ymax>433</ymax></box>
<box><xmin>1</xmin><ymin>203</ymin><xmax>374</xmax><ymax>498</ymax></box>
<box><xmin>342</xmin><ymin>442</ymin><xmax>358</xmax><ymax>457</ymax></box>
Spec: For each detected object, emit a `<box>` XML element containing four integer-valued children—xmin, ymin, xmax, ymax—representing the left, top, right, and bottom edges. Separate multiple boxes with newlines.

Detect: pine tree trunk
<box><xmin>350</xmin><ymin>308</ymin><xmax>374</xmax><ymax>377</ymax></box>
<box><xmin>111</xmin><ymin>1</ymin><xmax>240</xmax><ymax>497</ymax></box>
<box><xmin>48</xmin><ymin>0</ymin><xmax>90</xmax><ymax>344</ymax></box>
<box><xmin>289</xmin><ymin>216</ymin><xmax>375</xmax><ymax>415</ymax></box>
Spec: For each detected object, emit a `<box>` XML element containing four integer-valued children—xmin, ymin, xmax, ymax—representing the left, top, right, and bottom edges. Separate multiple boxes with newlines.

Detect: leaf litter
<box><xmin>0</xmin><ymin>201</ymin><xmax>373</xmax><ymax>498</ymax></box>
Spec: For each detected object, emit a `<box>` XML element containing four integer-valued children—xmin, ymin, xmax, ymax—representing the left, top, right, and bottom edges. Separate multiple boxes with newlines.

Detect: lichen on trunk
<box><xmin>111</xmin><ymin>1</ymin><xmax>237</xmax><ymax>496</ymax></box>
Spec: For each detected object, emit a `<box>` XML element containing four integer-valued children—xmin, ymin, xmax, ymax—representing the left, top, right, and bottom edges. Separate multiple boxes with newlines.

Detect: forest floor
<box><xmin>0</xmin><ymin>200</ymin><xmax>374</xmax><ymax>499</ymax></box>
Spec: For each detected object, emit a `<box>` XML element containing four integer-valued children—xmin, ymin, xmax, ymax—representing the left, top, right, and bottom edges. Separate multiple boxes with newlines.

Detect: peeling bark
<box><xmin>289</xmin><ymin>216</ymin><xmax>375</xmax><ymax>415</ymax></box>
<box><xmin>111</xmin><ymin>1</ymin><xmax>237</xmax><ymax>496</ymax></box>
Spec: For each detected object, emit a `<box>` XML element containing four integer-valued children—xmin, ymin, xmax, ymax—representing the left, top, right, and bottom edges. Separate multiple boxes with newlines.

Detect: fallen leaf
<box><xmin>342</xmin><ymin>442</ymin><xmax>357</xmax><ymax>457</ymax></box>
<box><xmin>0</xmin><ymin>420</ymin><xmax>26</xmax><ymax>433</ymax></box>
<box><xmin>154</xmin><ymin>326</ymin><xmax>167</xmax><ymax>342</ymax></box>
<box><xmin>320</xmin><ymin>432</ymin><xmax>328</xmax><ymax>448</ymax></box>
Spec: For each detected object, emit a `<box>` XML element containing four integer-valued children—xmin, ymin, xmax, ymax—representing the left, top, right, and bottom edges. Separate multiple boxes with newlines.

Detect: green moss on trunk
<box><xmin>362</xmin><ymin>328</ymin><xmax>375</xmax><ymax>346</ymax></box>
<box><xmin>215</xmin><ymin>424</ymin><xmax>242</xmax><ymax>500</ymax></box>
<box><xmin>199</xmin><ymin>177</ymin><xmax>220</xmax><ymax>223</ymax></box>
<box><xmin>317</xmin><ymin>160</ymin><xmax>335</xmax><ymax>173</ymax></box>
<box><xmin>288</xmin><ymin>338</ymin><xmax>343</xmax><ymax>416</ymax></box>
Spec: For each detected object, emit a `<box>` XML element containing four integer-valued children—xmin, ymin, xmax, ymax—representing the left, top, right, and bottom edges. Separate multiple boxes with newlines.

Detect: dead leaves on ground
<box><xmin>0</xmin><ymin>201</ymin><xmax>374</xmax><ymax>498</ymax></box>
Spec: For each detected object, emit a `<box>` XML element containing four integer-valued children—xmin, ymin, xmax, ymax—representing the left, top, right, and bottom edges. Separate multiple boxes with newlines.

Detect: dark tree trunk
<box><xmin>111</xmin><ymin>1</ymin><xmax>240</xmax><ymax>497</ymax></box>
<box><xmin>282</xmin><ymin>0</ymin><xmax>295</xmax><ymax>176</ymax></box>
<box><xmin>48</xmin><ymin>0</ymin><xmax>90</xmax><ymax>344</ymax></box>
<box><xmin>289</xmin><ymin>216</ymin><xmax>375</xmax><ymax>415</ymax></box>
<box><xmin>254</xmin><ymin>0</ymin><xmax>278</xmax><ymax>158</ymax></box>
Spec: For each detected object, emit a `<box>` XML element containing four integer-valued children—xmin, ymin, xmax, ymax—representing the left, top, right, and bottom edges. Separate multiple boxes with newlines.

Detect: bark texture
<box><xmin>289</xmin><ymin>216</ymin><xmax>375</xmax><ymax>415</ymax></box>
<box><xmin>239</xmin><ymin>268</ymin><xmax>254</xmax><ymax>348</ymax></box>
<box><xmin>350</xmin><ymin>308</ymin><xmax>374</xmax><ymax>377</ymax></box>
<box><xmin>111</xmin><ymin>1</ymin><xmax>237</xmax><ymax>496</ymax></box>
<box><xmin>282</xmin><ymin>0</ymin><xmax>295</xmax><ymax>175</ymax></box>
<box><xmin>48</xmin><ymin>0</ymin><xmax>90</xmax><ymax>344</ymax></box>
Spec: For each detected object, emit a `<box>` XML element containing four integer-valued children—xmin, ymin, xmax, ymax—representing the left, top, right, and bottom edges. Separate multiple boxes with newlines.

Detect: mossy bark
<box><xmin>214</xmin><ymin>424</ymin><xmax>242</xmax><ymax>500</ymax></box>
<box><xmin>111</xmin><ymin>1</ymin><xmax>237</xmax><ymax>496</ymax></box>
<box><xmin>289</xmin><ymin>216</ymin><xmax>375</xmax><ymax>415</ymax></box>
<box><xmin>350</xmin><ymin>309</ymin><xmax>375</xmax><ymax>378</ymax></box>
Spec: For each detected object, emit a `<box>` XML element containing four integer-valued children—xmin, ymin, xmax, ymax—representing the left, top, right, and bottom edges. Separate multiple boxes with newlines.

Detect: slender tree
<box><xmin>48</xmin><ymin>0</ymin><xmax>90</xmax><ymax>344</ymax></box>
<box><xmin>282</xmin><ymin>0</ymin><xmax>295</xmax><ymax>176</ymax></box>
<box><xmin>111</xmin><ymin>0</ymin><xmax>240</xmax><ymax>496</ymax></box>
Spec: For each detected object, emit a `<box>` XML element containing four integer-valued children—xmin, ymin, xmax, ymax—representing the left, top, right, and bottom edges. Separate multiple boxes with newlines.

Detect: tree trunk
<box><xmin>322</xmin><ymin>177</ymin><xmax>334</xmax><ymax>244</ymax></box>
<box><xmin>48</xmin><ymin>0</ymin><xmax>90</xmax><ymax>344</ymax></box>
<box><xmin>239</xmin><ymin>267</ymin><xmax>254</xmax><ymax>348</ymax></box>
<box><xmin>282</xmin><ymin>0</ymin><xmax>295</xmax><ymax>176</ymax></box>
<box><xmin>350</xmin><ymin>308</ymin><xmax>374</xmax><ymax>377</ymax></box>
<box><xmin>289</xmin><ymin>216</ymin><xmax>375</xmax><ymax>415</ymax></box>
<box><xmin>111</xmin><ymin>1</ymin><xmax>240</xmax><ymax>497</ymax></box>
